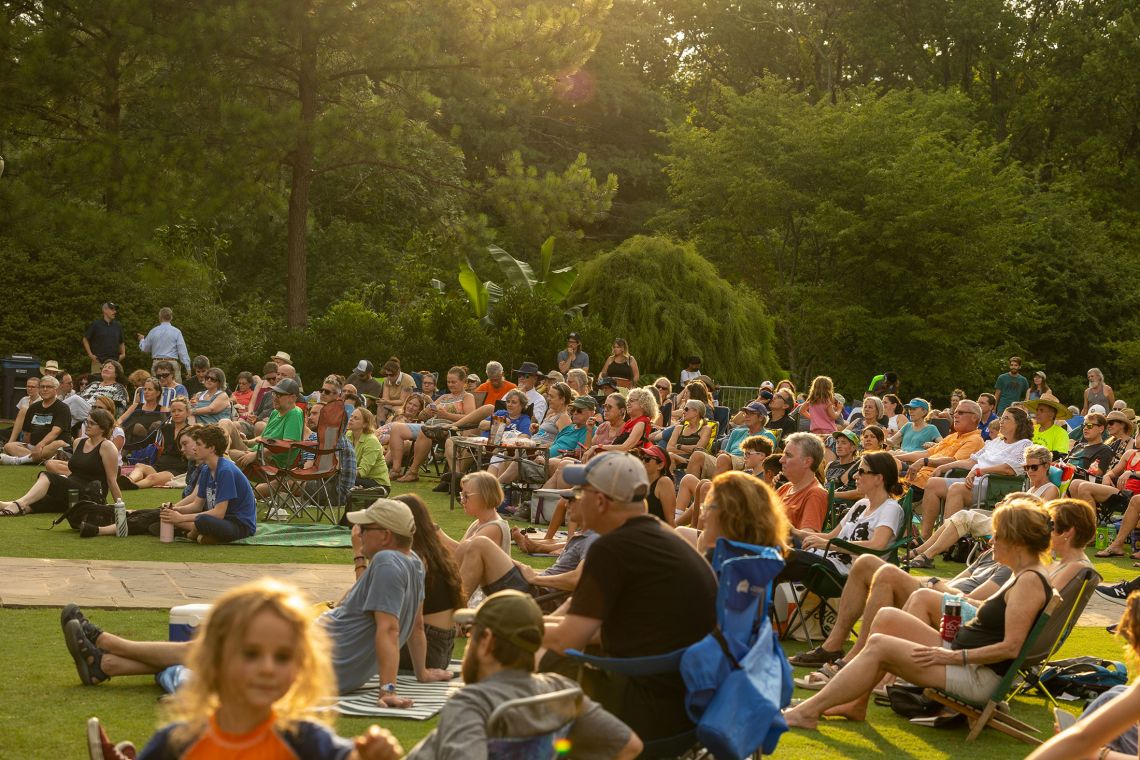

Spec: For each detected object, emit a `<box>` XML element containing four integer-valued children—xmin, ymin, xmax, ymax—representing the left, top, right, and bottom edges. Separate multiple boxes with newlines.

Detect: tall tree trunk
<box><xmin>102</xmin><ymin>37</ymin><xmax>123</xmax><ymax>212</ymax></box>
<box><xmin>285</xmin><ymin>2</ymin><xmax>317</xmax><ymax>329</ymax></box>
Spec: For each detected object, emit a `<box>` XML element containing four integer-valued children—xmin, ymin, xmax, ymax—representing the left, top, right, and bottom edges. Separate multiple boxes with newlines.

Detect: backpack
<box><xmin>1035</xmin><ymin>657</ymin><xmax>1128</xmax><ymax>700</ymax></box>
<box><xmin>942</xmin><ymin>536</ymin><xmax>982</xmax><ymax>564</ymax></box>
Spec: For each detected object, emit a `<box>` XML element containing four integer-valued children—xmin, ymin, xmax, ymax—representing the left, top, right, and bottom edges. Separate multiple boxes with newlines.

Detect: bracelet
<box><xmin>962</xmin><ymin>650</ymin><xmax>968</xmax><ymax>666</ymax></box>
<box><xmin>1099</xmin><ymin>747</ymin><xmax>1110</xmax><ymax>760</ymax></box>
<box><xmin>353</xmin><ymin>555</ymin><xmax>366</xmax><ymax>562</ymax></box>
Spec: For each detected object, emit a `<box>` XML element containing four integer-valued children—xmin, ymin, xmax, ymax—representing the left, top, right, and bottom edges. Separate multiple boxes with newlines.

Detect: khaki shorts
<box><xmin>947</xmin><ymin>509</ymin><xmax>993</xmax><ymax>539</ymax></box>
<box><xmin>944</xmin><ymin>662</ymin><xmax>1001</xmax><ymax>703</ymax></box>
<box><xmin>728</xmin><ymin>454</ymin><xmax>746</xmax><ymax>471</ymax></box>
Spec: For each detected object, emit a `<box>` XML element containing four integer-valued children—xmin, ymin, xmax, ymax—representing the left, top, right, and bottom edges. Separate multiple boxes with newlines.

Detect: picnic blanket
<box><xmin>232</xmin><ymin>523</ymin><xmax>353</xmax><ymax>548</ymax></box>
<box><xmin>336</xmin><ymin>667</ymin><xmax>463</xmax><ymax>719</ymax></box>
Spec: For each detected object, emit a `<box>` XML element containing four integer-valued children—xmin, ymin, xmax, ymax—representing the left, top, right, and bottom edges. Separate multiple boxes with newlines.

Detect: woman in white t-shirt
<box><xmin>924</xmin><ymin>406</ymin><xmax>1035</xmax><ymax>529</ymax></box>
<box><xmin>775</xmin><ymin>451</ymin><xmax>905</xmax><ymax>583</ymax></box>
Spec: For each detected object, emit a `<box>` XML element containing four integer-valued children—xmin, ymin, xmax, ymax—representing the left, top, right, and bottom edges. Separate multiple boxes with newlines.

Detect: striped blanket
<box><xmin>336</xmin><ymin>666</ymin><xmax>463</xmax><ymax>719</ymax></box>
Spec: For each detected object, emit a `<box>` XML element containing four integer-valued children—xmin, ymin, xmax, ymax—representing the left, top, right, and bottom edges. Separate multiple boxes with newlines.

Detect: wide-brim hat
<box><xmin>513</xmin><ymin>361</ymin><xmax>540</xmax><ymax>376</ymax></box>
<box><xmin>1026</xmin><ymin>397</ymin><xmax>1071</xmax><ymax>421</ymax></box>
<box><xmin>40</xmin><ymin>360</ymin><xmax>62</xmax><ymax>374</ymax></box>
<box><xmin>1105</xmin><ymin>410</ymin><xmax>1135</xmax><ymax>435</ymax></box>
<box><xmin>272</xmin><ymin>350</ymin><xmax>292</xmax><ymax>363</ymax></box>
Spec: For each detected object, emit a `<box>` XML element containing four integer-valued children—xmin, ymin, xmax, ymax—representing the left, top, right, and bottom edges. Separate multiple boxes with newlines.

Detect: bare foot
<box><xmin>781</xmin><ymin>707</ymin><xmax>818</xmax><ymax>730</ymax></box>
<box><xmin>822</xmin><ymin>701</ymin><xmax>867</xmax><ymax>721</ymax></box>
<box><xmin>396</xmin><ymin>473</ymin><xmax>419</xmax><ymax>483</ymax></box>
<box><xmin>511</xmin><ymin>528</ymin><xmax>535</xmax><ymax>553</ymax></box>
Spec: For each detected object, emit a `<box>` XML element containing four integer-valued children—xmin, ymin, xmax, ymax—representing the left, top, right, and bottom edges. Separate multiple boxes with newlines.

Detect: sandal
<box><xmin>1095</xmin><ymin>547</ymin><xmax>1125</xmax><ymax>558</ymax></box>
<box><xmin>788</xmin><ymin>645</ymin><xmax>845</xmax><ymax>667</ymax></box>
<box><xmin>793</xmin><ymin>670</ymin><xmax>833</xmax><ymax>690</ymax></box>
<box><xmin>64</xmin><ymin>619</ymin><xmax>109</xmax><ymax>685</ymax></box>
<box><xmin>907</xmin><ymin>553</ymin><xmax>935</xmax><ymax>569</ymax></box>
<box><xmin>0</xmin><ymin>501</ymin><xmax>27</xmax><ymax>516</ymax></box>
<box><xmin>61</xmin><ymin>603</ymin><xmax>104</xmax><ymax>645</ymax></box>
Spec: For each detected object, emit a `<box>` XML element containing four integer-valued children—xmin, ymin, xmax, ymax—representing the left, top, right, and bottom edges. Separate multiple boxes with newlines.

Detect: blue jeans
<box><xmin>193</xmin><ymin>514</ymin><xmax>250</xmax><ymax>544</ymax></box>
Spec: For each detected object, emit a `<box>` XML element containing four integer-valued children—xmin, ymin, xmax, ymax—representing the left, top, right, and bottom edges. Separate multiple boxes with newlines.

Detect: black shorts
<box><xmin>484</xmin><ymin>566</ymin><xmax>533</xmax><ymax>596</ymax></box>
<box><xmin>1103</xmin><ymin>490</ymin><xmax>1133</xmax><ymax>515</ymax></box>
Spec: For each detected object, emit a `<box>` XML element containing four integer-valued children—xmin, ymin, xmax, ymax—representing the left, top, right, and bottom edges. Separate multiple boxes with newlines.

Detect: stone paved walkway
<box><xmin>0</xmin><ymin>557</ymin><xmax>353</xmax><ymax>609</ymax></box>
<box><xmin>0</xmin><ymin>556</ymin><xmax>1124</xmax><ymax>629</ymax></box>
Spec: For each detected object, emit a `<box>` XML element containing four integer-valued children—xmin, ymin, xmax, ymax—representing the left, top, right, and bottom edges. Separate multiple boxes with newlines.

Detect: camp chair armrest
<box><xmin>563</xmin><ymin>646</ymin><xmax>688</xmax><ymax>676</ymax></box>
<box><xmin>826</xmin><ymin>538</ymin><xmax>892</xmax><ymax>557</ymax></box>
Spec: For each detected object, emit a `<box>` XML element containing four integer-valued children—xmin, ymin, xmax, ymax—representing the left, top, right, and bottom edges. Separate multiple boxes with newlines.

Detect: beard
<box><xmin>461</xmin><ymin>650</ymin><xmax>481</xmax><ymax>684</ymax></box>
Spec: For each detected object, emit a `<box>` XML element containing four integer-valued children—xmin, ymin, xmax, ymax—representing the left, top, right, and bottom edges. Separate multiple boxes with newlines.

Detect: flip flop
<box><xmin>61</xmin><ymin>603</ymin><xmax>104</xmax><ymax>644</ymax></box>
<box><xmin>1095</xmin><ymin>548</ymin><xmax>1125</xmax><ymax>558</ymax></box>
<box><xmin>64</xmin><ymin>619</ymin><xmax>109</xmax><ymax>685</ymax></box>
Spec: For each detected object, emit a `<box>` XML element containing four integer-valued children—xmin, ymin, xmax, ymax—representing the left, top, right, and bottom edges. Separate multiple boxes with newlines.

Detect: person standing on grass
<box><xmin>136</xmin><ymin>307</ymin><xmax>191</xmax><ymax>383</ymax></box>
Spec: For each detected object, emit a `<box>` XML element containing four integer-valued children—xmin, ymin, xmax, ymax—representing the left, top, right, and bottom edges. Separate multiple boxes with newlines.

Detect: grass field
<box><xmin>0</xmin><ymin>463</ymin><xmax>1134</xmax><ymax>758</ymax></box>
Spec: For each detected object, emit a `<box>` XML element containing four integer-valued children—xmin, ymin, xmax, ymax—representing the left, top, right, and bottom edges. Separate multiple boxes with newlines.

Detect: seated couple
<box><xmin>783</xmin><ymin>497</ymin><xmax>1094</xmax><ymax>729</ymax></box>
<box><xmin>61</xmin><ymin>498</ymin><xmax>452</xmax><ymax>708</ymax></box>
<box><xmin>438</xmin><ymin>472</ymin><xmax>590</xmax><ymax>605</ymax></box>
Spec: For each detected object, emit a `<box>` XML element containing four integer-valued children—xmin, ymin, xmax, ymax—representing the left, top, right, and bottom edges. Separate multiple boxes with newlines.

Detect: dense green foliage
<box><xmin>1</xmin><ymin>0</ymin><xmax>1137</xmax><ymax>397</ymax></box>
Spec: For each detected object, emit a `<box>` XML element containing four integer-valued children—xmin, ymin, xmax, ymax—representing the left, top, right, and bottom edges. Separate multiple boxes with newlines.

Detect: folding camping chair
<box><xmin>485</xmin><ymin>686</ymin><xmax>583</xmax><ymax>759</ymax></box>
<box><xmin>253</xmin><ymin>400</ymin><xmax>347</xmax><ymax>523</ymax></box>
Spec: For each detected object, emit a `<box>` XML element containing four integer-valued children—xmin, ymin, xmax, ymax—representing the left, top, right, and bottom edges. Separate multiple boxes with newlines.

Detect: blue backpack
<box><xmin>1036</xmin><ymin>656</ymin><xmax>1128</xmax><ymax>700</ymax></box>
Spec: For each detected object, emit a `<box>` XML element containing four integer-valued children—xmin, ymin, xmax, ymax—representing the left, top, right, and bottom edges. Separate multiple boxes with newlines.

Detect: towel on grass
<box><xmin>232</xmin><ymin>523</ymin><xmax>353</xmax><ymax>548</ymax></box>
<box><xmin>336</xmin><ymin>670</ymin><xmax>463</xmax><ymax>719</ymax></box>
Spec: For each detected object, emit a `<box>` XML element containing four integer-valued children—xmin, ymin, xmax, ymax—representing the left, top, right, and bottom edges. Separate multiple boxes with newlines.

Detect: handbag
<box><xmin>519</xmin><ymin>458</ymin><xmax>548</xmax><ymax>485</ymax></box>
<box><xmin>882</xmin><ymin>683</ymin><xmax>941</xmax><ymax>718</ymax></box>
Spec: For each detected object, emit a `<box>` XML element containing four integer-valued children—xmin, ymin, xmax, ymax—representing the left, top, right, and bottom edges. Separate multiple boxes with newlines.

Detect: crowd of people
<box><xmin>6</xmin><ymin>305</ymin><xmax>1140</xmax><ymax>758</ymax></box>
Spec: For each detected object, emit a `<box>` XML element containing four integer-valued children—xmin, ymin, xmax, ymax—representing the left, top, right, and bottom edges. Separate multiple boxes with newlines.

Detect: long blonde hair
<box><xmin>806</xmin><ymin>375</ymin><xmax>835</xmax><ymax>406</ymax></box>
<box><xmin>167</xmin><ymin>580</ymin><xmax>335</xmax><ymax>746</ymax></box>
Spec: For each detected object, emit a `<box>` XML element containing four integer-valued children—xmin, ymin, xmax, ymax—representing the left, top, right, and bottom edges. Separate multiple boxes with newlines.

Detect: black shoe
<box><xmin>788</xmin><ymin>645</ymin><xmax>845</xmax><ymax>667</ymax></box>
<box><xmin>1095</xmin><ymin>581</ymin><xmax>1131</xmax><ymax>605</ymax></box>
<box><xmin>79</xmin><ymin>522</ymin><xmax>100</xmax><ymax>539</ymax></box>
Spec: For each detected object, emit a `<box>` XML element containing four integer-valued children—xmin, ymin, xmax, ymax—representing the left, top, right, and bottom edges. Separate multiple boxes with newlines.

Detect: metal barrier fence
<box><xmin>716</xmin><ymin>385</ymin><xmax>761</xmax><ymax>411</ymax></box>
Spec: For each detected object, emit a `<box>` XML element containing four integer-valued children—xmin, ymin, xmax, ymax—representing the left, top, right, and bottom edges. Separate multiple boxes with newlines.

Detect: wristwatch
<box><xmin>382</xmin><ymin>682</ymin><xmax>397</xmax><ymax>695</ymax></box>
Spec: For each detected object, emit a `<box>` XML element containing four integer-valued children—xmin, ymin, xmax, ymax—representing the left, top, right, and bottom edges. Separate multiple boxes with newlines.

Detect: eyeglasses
<box><xmin>358</xmin><ymin>525</ymin><xmax>388</xmax><ymax>533</ymax></box>
<box><xmin>953</xmin><ymin>410</ymin><xmax>975</xmax><ymax>416</ymax></box>
<box><xmin>458</xmin><ymin>491</ymin><xmax>476</xmax><ymax>502</ymax></box>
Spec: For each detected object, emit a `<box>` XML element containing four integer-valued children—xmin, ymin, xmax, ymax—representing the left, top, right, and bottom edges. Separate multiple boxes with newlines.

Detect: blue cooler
<box><xmin>169</xmin><ymin>603</ymin><xmax>212</xmax><ymax>642</ymax></box>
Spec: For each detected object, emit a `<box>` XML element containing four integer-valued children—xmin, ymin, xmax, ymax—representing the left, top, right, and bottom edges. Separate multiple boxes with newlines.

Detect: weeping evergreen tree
<box><xmin>571</xmin><ymin>235</ymin><xmax>781</xmax><ymax>384</ymax></box>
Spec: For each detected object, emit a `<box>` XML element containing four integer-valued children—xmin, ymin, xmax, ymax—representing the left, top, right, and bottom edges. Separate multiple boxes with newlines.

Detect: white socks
<box><xmin>0</xmin><ymin>454</ymin><xmax>32</xmax><ymax>466</ymax></box>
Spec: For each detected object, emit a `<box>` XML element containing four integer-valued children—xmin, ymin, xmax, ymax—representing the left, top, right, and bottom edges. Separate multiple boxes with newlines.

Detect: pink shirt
<box><xmin>807</xmin><ymin>402</ymin><xmax>837</xmax><ymax>434</ymax></box>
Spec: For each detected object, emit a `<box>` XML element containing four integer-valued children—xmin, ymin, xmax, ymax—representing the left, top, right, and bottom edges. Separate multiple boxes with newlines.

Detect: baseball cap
<box><xmin>742</xmin><ymin>401</ymin><xmax>769</xmax><ymax>417</ymax></box>
<box><xmin>270</xmin><ymin>377</ymin><xmax>301</xmax><ymax>396</ymax></box>
<box><xmin>467</xmin><ymin>373</ymin><xmax>480</xmax><ymax>383</ymax></box>
<box><xmin>832</xmin><ymin>429</ymin><xmax>860</xmax><ymax>446</ymax></box>
<box><xmin>355</xmin><ymin>359</ymin><xmax>373</xmax><ymax>374</ymax></box>
<box><xmin>597</xmin><ymin>376</ymin><xmax>618</xmax><ymax>389</ymax></box>
<box><xmin>103</xmin><ymin>302</ymin><xmax>119</xmax><ymax>311</ymax></box>
<box><xmin>562</xmin><ymin>452</ymin><xmax>649</xmax><ymax>502</ymax></box>
<box><xmin>570</xmin><ymin>396</ymin><xmax>597</xmax><ymax>411</ymax></box>
<box><xmin>637</xmin><ymin>444</ymin><xmax>669</xmax><ymax>468</ymax></box>
<box><xmin>759</xmin><ymin>380</ymin><xmax>775</xmax><ymax>390</ymax></box>
<box><xmin>906</xmin><ymin>398</ymin><xmax>931</xmax><ymax>412</ymax></box>
<box><xmin>345</xmin><ymin>498</ymin><xmax>416</xmax><ymax>537</ymax></box>
<box><xmin>454</xmin><ymin>590</ymin><xmax>545</xmax><ymax>653</ymax></box>
<box><xmin>1089</xmin><ymin>404</ymin><xmax>1107</xmax><ymax>415</ymax></box>
<box><xmin>567</xmin><ymin>332</ymin><xmax>581</xmax><ymax>341</ymax></box>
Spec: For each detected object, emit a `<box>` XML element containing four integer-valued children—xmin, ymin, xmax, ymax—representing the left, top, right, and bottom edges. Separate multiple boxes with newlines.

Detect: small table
<box><xmin>448</xmin><ymin>437</ymin><xmax>551</xmax><ymax>510</ymax></box>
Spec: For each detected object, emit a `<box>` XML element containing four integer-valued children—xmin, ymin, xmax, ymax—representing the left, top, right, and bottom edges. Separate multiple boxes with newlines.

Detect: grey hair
<box><xmin>486</xmin><ymin>361</ymin><xmax>504</xmax><ymax>375</ymax></box>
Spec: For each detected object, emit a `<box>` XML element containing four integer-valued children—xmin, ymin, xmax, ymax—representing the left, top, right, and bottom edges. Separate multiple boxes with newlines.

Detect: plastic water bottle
<box><xmin>114</xmin><ymin>500</ymin><xmax>128</xmax><ymax>537</ymax></box>
<box><xmin>940</xmin><ymin>596</ymin><xmax>962</xmax><ymax>642</ymax></box>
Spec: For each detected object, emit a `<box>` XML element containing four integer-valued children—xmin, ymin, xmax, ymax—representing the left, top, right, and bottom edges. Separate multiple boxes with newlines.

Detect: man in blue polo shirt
<box><xmin>83</xmin><ymin>302</ymin><xmax>125</xmax><ymax>375</ymax></box>
<box><xmin>136</xmin><ymin>307</ymin><xmax>191</xmax><ymax>382</ymax></box>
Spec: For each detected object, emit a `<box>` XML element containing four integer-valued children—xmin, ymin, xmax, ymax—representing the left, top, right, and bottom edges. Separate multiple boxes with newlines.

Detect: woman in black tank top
<box><xmin>637</xmin><ymin>445</ymin><xmax>676</xmax><ymax>527</ymax></box>
<box><xmin>783</xmin><ymin>499</ymin><xmax>1054</xmax><ymax>729</ymax></box>
<box><xmin>0</xmin><ymin>409</ymin><xmax>124</xmax><ymax>515</ymax></box>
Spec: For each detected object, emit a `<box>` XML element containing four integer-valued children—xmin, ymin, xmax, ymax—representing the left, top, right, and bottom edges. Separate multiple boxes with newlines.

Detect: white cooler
<box><xmin>169</xmin><ymin>603</ymin><xmax>212</xmax><ymax>642</ymax></box>
<box><xmin>531</xmin><ymin>489</ymin><xmax>564</xmax><ymax>525</ymax></box>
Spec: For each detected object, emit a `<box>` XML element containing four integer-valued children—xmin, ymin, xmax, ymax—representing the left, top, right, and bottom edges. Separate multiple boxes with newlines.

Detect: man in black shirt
<box><xmin>3</xmin><ymin>375</ymin><xmax>72</xmax><ymax>463</ymax></box>
<box><xmin>82</xmin><ymin>302</ymin><xmax>125</xmax><ymax>375</ymax></box>
<box><xmin>542</xmin><ymin>452</ymin><xmax>717</xmax><ymax>743</ymax></box>
<box><xmin>766</xmin><ymin>388</ymin><xmax>799</xmax><ymax>441</ymax></box>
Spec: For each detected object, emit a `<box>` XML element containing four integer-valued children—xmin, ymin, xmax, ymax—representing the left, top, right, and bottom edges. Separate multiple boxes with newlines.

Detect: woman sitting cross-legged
<box><xmin>119</xmin><ymin>400</ymin><xmax>194</xmax><ymax>489</ymax></box>
<box><xmin>157</xmin><ymin>425</ymin><xmax>258</xmax><ymax>544</ymax></box>
<box><xmin>117</xmin><ymin>377</ymin><xmax>167</xmax><ymax>445</ymax></box>
<box><xmin>485</xmin><ymin>382</ymin><xmax>574</xmax><ymax>487</ymax></box>
<box><xmin>391</xmin><ymin>367</ymin><xmax>475</xmax><ymax>481</ymax></box>
<box><xmin>774</xmin><ymin>451</ymin><xmax>904</xmax><ymax>585</ymax></box>
<box><xmin>0</xmin><ymin>408</ymin><xmax>124</xmax><ymax>516</ymax></box>
<box><xmin>782</xmin><ymin>498</ymin><xmax>1054</xmax><ymax>729</ymax></box>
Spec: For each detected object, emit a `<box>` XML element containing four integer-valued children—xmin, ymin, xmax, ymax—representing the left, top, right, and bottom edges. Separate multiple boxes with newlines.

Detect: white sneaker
<box><xmin>0</xmin><ymin>454</ymin><xmax>26</xmax><ymax>466</ymax></box>
<box><xmin>265</xmin><ymin>508</ymin><xmax>289</xmax><ymax>521</ymax></box>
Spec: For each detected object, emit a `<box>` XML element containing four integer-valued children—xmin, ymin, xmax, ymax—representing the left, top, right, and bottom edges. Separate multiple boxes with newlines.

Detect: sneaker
<box><xmin>79</xmin><ymin>522</ymin><xmax>100</xmax><ymax>539</ymax></box>
<box><xmin>1095</xmin><ymin>581</ymin><xmax>1131</xmax><ymax>605</ymax></box>
<box><xmin>87</xmin><ymin>717</ymin><xmax>137</xmax><ymax>760</ymax></box>
<box><xmin>265</xmin><ymin>508</ymin><xmax>289</xmax><ymax>521</ymax></box>
<box><xmin>788</xmin><ymin>645</ymin><xmax>845</xmax><ymax>667</ymax></box>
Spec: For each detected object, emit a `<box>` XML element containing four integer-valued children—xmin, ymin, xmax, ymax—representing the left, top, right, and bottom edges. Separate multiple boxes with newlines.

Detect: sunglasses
<box><xmin>1085</xmin><ymin>422</ymin><xmax>1103</xmax><ymax>428</ymax></box>
<box><xmin>156</xmin><ymin>373</ymin><xmax>171</xmax><ymax>379</ymax></box>
<box><xmin>206</xmin><ymin>375</ymin><xmax>221</xmax><ymax>382</ymax></box>
<box><xmin>345</xmin><ymin>395</ymin><xmax>359</xmax><ymax>402</ymax></box>
<box><xmin>856</xmin><ymin>468</ymin><xmax>877</xmax><ymax>476</ymax></box>
<box><xmin>656</xmin><ymin>385</ymin><xmax>670</xmax><ymax>391</ymax></box>
<box><xmin>320</xmin><ymin>388</ymin><xmax>335</xmax><ymax>395</ymax></box>
<box><xmin>1025</xmin><ymin>463</ymin><xmax>1047</xmax><ymax>471</ymax></box>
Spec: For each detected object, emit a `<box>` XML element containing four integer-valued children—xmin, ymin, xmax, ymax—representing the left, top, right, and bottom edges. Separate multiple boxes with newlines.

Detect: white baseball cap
<box><xmin>562</xmin><ymin>452</ymin><xmax>649</xmax><ymax>502</ymax></box>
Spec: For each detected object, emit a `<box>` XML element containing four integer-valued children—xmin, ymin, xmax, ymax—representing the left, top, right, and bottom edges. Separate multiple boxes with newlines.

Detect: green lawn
<box><xmin>0</xmin><ymin>463</ymin><xmax>1135</xmax><ymax>758</ymax></box>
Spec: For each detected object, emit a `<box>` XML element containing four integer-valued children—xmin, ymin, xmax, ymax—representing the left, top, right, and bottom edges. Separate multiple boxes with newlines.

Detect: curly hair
<box><xmin>167</xmin><ymin>580</ymin><xmax>336</xmax><ymax>749</ymax></box>
<box><xmin>626</xmin><ymin>387</ymin><xmax>659</xmax><ymax>422</ymax></box>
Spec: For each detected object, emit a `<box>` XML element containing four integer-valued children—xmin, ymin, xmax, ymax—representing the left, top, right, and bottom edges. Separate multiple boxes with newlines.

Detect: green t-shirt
<box><xmin>1033</xmin><ymin>423</ymin><xmax>1070</xmax><ymax>455</ymax></box>
<box><xmin>994</xmin><ymin>372</ymin><xmax>1029</xmax><ymax>413</ymax></box>
<box><xmin>257</xmin><ymin>406</ymin><xmax>305</xmax><ymax>466</ymax></box>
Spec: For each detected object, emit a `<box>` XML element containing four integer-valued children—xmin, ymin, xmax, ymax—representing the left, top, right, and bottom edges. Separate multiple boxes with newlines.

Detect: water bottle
<box><xmin>114</xmin><ymin>500</ymin><xmax>128</xmax><ymax>537</ymax></box>
<box><xmin>940</xmin><ymin>596</ymin><xmax>962</xmax><ymax>643</ymax></box>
